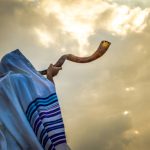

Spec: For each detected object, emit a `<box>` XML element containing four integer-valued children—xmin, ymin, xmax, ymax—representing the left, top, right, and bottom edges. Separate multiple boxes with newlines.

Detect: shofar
<box><xmin>39</xmin><ymin>40</ymin><xmax>111</xmax><ymax>75</ymax></box>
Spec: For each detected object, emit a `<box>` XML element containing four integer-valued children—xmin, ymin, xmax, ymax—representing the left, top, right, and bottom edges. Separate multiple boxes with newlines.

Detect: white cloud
<box><xmin>107</xmin><ymin>5</ymin><xmax>150</xmax><ymax>36</ymax></box>
<box><xmin>38</xmin><ymin>0</ymin><xmax>150</xmax><ymax>56</ymax></box>
<box><xmin>34</xmin><ymin>27</ymin><xmax>54</xmax><ymax>47</ymax></box>
<box><xmin>40</xmin><ymin>0</ymin><xmax>100</xmax><ymax>55</ymax></box>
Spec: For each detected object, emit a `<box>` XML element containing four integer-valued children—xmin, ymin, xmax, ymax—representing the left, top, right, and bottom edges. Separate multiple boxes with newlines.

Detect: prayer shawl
<box><xmin>0</xmin><ymin>50</ymin><xmax>70</xmax><ymax>150</ymax></box>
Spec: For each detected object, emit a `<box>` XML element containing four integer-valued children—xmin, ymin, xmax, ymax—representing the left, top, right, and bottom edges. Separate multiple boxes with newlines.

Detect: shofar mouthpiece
<box><xmin>39</xmin><ymin>40</ymin><xmax>111</xmax><ymax>75</ymax></box>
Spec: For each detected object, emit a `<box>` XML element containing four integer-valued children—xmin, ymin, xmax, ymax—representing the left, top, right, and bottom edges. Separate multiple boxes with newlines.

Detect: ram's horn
<box><xmin>39</xmin><ymin>40</ymin><xmax>111</xmax><ymax>75</ymax></box>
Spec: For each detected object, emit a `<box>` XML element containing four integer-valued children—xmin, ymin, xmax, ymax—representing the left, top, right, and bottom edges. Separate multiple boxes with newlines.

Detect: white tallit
<box><xmin>0</xmin><ymin>49</ymin><xmax>70</xmax><ymax>150</ymax></box>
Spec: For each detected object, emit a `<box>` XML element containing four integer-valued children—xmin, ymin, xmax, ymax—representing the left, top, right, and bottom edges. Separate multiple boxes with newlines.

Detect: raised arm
<box><xmin>46</xmin><ymin>64</ymin><xmax>62</xmax><ymax>84</ymax></box>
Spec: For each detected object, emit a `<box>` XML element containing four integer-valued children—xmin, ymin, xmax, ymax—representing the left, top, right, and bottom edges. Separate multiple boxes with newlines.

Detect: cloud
<box><xmin>36</xmin><ymin>0</ymin><xmax>150</xmax><ymax>56</ymax></box>
<box><xmin>69</xmin><ymin>110</ymin><xmax>133</xmax><ymax>150</ymax></box>
<box><xmin>34</xmin><ymin>27</ymin><xmax>54</xmax><ymax>48</ymax></box>
<box><xmin>107</xmin><ymin>6</ymin><xmax>150</xmax><ymax>36</ymax></box>
<box><xmin>108</xmin><ymin>0</ymin><xmax>150</xmax><ymax>8</ymax></box>
<box><xmin>0</xmin><ymin>0</ymin><xmax>150</xmax><ymax>150</ymax></box>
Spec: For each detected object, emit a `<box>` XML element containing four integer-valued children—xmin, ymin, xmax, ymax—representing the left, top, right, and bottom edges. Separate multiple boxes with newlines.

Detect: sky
<box><xmin>0</xmin><ymin>0</ymin><xmax>150</xmax><ymax>150</ymax></box>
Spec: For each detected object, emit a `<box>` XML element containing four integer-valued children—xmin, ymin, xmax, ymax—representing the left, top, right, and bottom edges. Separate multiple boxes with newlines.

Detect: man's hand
<box><xmin>47</xmin><ymin>64</ymin><xmax>62</xmax><ymax>83</ymax></box>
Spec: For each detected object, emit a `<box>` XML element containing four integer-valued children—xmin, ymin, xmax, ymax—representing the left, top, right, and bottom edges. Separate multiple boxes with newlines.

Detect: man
<box><xmin>0</xmin><ymin>49</ymin><xmax>70</xmax><ymax>150</ymax></box>
<box><xmin>46</xmin><ymin>64</ymin><xmax>62</xmax><ymax>84</ymax></box>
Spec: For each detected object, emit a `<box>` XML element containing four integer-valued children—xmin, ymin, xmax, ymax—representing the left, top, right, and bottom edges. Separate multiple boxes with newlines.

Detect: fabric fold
<box><xmin>0</xmin><ymin>49</ymin><xmax>70</xmax><ymax>150</ymax></box>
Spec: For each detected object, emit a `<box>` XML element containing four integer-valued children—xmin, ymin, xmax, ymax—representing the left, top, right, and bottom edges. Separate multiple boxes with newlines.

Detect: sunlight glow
<box><xmin>125</xmin><ymin>87</ymin><xmax>135</xmax><ymax>92</ymax></box>
<box><xmin>134</xmin><ymin>130</ymin><xmax>139</xmax><ymax>135</ymax></box>
<box><xmin>39</xmin><ymin>0</ymin><xmax>150</xmax><ymax>50</ymax></box>
<box><xmin>123</xmin><ymin>110</ymin><xmax>130</xmax><ymax>115</ymax></box>
<box><xmin>41</xmin><ymin>1</ymin><xmax>110</xmax><ymax>55</ymax></box>
<box><xmin>110</xmin><ymin>6</ymin><xmax>150</xmax><ymax>36</ymax></box>
<box><xmin>60</xmin><ymin>47</ymin><xmax>67</xmax><ymax>52</ymax></box>
<box><xmin>34</xmin><ymin>27</ymin><xmax>53</xmax><ymax>48</ymax></box>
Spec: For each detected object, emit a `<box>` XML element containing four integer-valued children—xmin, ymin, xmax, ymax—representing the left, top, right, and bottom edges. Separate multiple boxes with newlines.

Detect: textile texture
<box><xmin>0</xmin><ymin>50</ymin><xmax>69</xmax><ymax>150</ymax></box>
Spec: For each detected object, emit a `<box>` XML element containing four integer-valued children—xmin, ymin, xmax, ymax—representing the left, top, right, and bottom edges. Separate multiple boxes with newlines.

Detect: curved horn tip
<box><xmin>101</xmin><ymin>40</ymin><xmax>111</xmax><ymax>45</ymax></box>
<box><xmin>100</xmin><ymin>40</ymin><xmax>111</xmax><ymax>48</ymax></box>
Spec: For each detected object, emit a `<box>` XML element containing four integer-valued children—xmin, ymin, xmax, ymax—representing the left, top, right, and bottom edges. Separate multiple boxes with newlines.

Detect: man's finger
<box><xmin>58</xmin><ymin>67</ymin><xmax>62</xmax><ymax>70</ymax></box>
<box><xmin>53</xmin><ymin>66</ymin><xmax>62</xmax><ymax>70</ymax></box>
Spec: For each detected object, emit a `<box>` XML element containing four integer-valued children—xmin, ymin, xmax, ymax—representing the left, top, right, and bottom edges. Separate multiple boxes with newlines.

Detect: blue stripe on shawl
<box><xmin>26</xmin><ymin>93</ymin><xmax>56</xmax><ymax>115</ymax></box>
<box><xmin>43</xmin><ymin>135</ymin><xmax>50</xmax><ymax>148</ymax></box>
<box><xmin>30</xmin><ymin>104</ymin><xmax>60</xmax><ymax>126</ymax></box>
<box><xmin>48</xmin><ymin>144</ymin><xmax>55</xmax><ymax>150</ymax></box>
<box><xmin>26</xmin><ymin>94</ymin><xmax>58</xmax><ymax>121</ymax></box>
<box><xmin>26</xmin><ymin>93</ymin><xmax>67</xmax><ymax>150</ymax></box>
<box><xmin>33</xmin><ymin>113</ymin><xmax>62</xmax><ymax>135</ymax></box>
<box><xmin>50</xmin><ymin>132</ymin><xmax>65</xmax><ymax>139</ymax></box>
<box><xmin>39</xmin><ymin>124</ymin><xmax>65</xmax><ymax>144</ymax></box>
<box><xmin>44</xmin><ymin>118</ymin><xmax>63</xmax><ymax>126</ymax></box>
<box><xmin>53</xmin><ymin>140</ymin><xmax>67</xmax><ymax>147</ymax></box>
<box><xmin>51</xmin><ymin>135</ymin><xmax>66</xmax><ymax>143</ymax></box>
<box><xmin>46</xmin><ymin>124</ymin><xmax>64</xmax><ymax>132</ymax></box>
<box><xmin>27</xmin><ymin>98</ymin><xmax>58</xmax><ymax>122</ymax></box>
<box><xmin>32</xmin><ymin>107</ymin><xmax>61</xmax><ymax>128</ymax></box>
